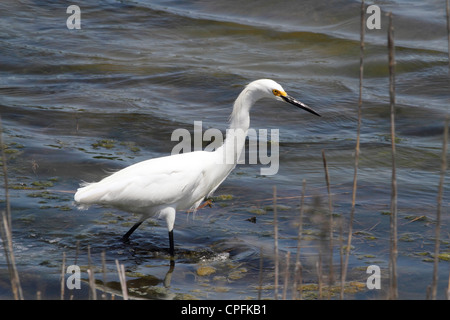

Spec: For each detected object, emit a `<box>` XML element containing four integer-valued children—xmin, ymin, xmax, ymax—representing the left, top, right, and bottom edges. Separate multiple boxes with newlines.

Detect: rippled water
<box><xmin>0</xmin><ymin>0</ymin><xmax>449</xmax><ymax>299</ymax></box>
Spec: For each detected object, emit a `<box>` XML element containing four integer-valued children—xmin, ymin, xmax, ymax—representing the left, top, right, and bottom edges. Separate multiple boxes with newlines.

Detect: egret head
<box><xmin>251</xmin><ymin>79</ymin><xmax>321</xmax><ymax>117</ymax></box>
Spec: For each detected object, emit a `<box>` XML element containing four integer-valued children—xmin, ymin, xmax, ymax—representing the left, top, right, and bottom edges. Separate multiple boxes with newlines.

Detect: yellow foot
<box><xmin>197</xmin><ymin>199</ymin><xmax>213</xmax><ymax>209</ymax></box>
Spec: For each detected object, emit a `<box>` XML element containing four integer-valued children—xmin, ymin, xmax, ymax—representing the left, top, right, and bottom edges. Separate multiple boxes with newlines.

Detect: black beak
<box><xmin>281</xmin><ymin>95</ymin><xmax>321</xmax><ymax>117</ymax></box>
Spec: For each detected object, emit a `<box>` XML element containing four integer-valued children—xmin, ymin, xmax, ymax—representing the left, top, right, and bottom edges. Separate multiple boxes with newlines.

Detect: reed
<box><xmin>258</xmin><ymin>247</ymin><xmax>263</xmax><ymax>300</ymax></box>
<box><xmin>293</xmin><ymin>179</ymin><xmax>306</xmax><ymax>300</ymax></box>
<box><xmin>317</xmin><ymin>255</ymin><xmax>323</xmax><ymax>299</ymax></box>
<box><xmin>87</xmin><ymin>245</ymin><xmax>97</xmax><ymax>300</ymax></box>
<box><xmin>431</xmin><ymin>118</ymin><xmax>449</xmax><ymax>299</ymax></box>
<box><xmin>321</xmin><ymin>149</ymin><xmax>334</xmax><ymax>293</ymax></box>
<box><xmin>282</xmin><ymin>251</ymin><xmax>290</xmax><ymax>300</ymax></box>
<box><xmin>447</xmin><ymin>0</ymin><xmax>450</xmax><ymax>74</ymax></box>
<box><xmin>273</xmin><ymin>185</ymin><xmax>279</xmax><ymax>300</ymax></box>
<box><xmin>341</xmin><ymin>0</ymin><xmax>365</xmax><ymax>299</ymax></box>
<box><xmin>60</xmin><ymin>251</ymin><xmax>66</xmax><ymax>300</ymax></box>
<box><xmin>387</xmin><ymin>12</ymin><xmax>398</xmax><ymax>300</ymax></box>
<box><xmin>0</xmin><ymin>116</ymin><xmax>23</xmax><ymax>300</ymax></box>
<box><xmin>101</xmin><ymin>250</ymin><xmax>108</xmax><ymax>300</ymax></box>
<box><xmin>447</xmin><ymin>0</ymin><xmax>450</xmax><ymax>300</ymax></box>
<box><xmin>115</xmin><ymin>259</ymin><xmax>129</xmax><ymax>300</ymax></box>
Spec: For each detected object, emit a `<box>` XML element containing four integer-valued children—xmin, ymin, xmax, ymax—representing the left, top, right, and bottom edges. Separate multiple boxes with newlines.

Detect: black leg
<box><xmin>168</xmin><ymin>230</ymin><xmax>174</xmax><ymax>256</ymax></box>
<box><xmin>121</xmin><ymin>220</ymin><xmax>144</xmax><ymax>242</ymax></box>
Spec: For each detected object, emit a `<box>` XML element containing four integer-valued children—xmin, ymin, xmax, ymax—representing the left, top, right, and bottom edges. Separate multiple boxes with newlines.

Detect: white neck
<box><xmin>216</xmin><ymin>85</ymin><xmax>265</xmax><ymax>166</ymax></box>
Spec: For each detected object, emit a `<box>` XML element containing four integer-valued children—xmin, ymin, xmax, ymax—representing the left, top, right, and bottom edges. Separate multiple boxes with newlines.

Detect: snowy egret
<box><xmin>74</xmin><ymin>79</ymin><xmax>320</xmax><ymax>256</ymax></box>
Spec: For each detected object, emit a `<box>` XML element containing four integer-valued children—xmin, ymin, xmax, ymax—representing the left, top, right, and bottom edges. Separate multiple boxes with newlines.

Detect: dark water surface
<box><xmin>0</xmin><ymin>0</ymin><xmax>449</xmax><ymax>299</ymax></box>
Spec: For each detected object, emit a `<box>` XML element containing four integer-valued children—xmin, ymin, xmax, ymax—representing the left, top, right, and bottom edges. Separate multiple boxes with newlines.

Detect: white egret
<box><xmin>74</xmin><ymin>79</ymin><xmax>320</xmax><ymax>256</ymax></box>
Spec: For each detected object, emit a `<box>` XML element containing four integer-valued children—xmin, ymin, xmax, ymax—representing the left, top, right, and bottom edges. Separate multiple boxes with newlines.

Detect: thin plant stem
<box><xmin>387</xmin><ymin>12</ymin><xmax>398</xmax><ymax>300</ymax></box>
<box><xmin>273</xmin><ymin>186</ymin><xmax>279</xmax><ymax>300</ymax></box>
<box><xmin>60</xmin><ymin>251</ymin><xmax>66</xmax><ymax>300</ymax></box>
<box><xmin>282</xmin><ymin>251</ymin><xmax>290</xmax><ymax>300</ymax></box>
<box><xmin>293</xmin><ymin>179</ymin><xmax>306</xmax><ymax>300</ymax></box>
<box><xmin>115</xmin><ymin>259</ymin><xmax>128</xmax><ymax>300</ymax></box>
<box><xmin>101</xmin><ymin>250</ymin><xmax>107</xmax><ymax>300</ymax></box>
<box><xmin>431</xmin><ymin>118</ymin><xmax>448</xmax><ymax>299</ymax></box>
<box><xmin>322</xmin><ymin>149</ymin><xmax>334</xmax><ymax>294</ymax></box>
<box><xmin>0</xmin><ymin>116</ymin><xmax>23</xmax><ymax>300</ymax></box>
<box><xmin>258</xmin><ymin>247</ymin><xmax>263</xmax><ymax>300</ymax></box>
<box><xmin>447</xmin><ymin>0</ymin><xmax>450</xmax><ymax>75</ymax></box>
<box><xmin>87</xmin><ymin>245</ymin><xmax>97</xmax><ymax>300</ymax></box>
<box><xmin>342</xmin><ymin>0</ymin><xmax>364</xmax><ymax>299</ymax></box>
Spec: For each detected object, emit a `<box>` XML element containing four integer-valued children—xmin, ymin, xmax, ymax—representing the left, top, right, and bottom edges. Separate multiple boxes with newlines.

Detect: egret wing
<box><xmin>74</xmin><ymin>151</ymin><xmax>218</xmax><ymax>212</ymax></box>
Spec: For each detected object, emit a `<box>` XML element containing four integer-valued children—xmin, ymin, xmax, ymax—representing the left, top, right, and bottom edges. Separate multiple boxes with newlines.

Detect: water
<box><xmin>0</xmin><ymin>0</ymin><xmax>449</xmax><ymax>299</ymax></box>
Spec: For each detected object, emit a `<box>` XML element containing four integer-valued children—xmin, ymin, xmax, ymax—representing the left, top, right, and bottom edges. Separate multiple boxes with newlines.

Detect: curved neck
<box><xmin>217</xmin><ymin>85</ymin><xmax>264</xmax><ymax>165</ymax></box>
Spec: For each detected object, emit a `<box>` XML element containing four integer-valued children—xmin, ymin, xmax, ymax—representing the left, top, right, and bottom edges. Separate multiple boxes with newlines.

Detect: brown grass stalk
<box><xmin>341</xmin><ymin>0</ymin><xmax>365</xmax><ymax>299</ymax></box>
<box><xmin>0</xmin><ymin>115</ymin><xmax>23</xmax><ymax>300</ymax></box>
<box><xmin>322</xmin><ymin>149</ymin><xmax>334</xmax><ymax>294</ymax></box>
<box><xmin>447</xmin><ymin>0</ymin><xmax>450</xmax><ymax>74</ymax></box>
<box><xmin>101</xmin><ymin>250</ymin><xmax>107</xmax><ymax>300</ymax></box>
<box><xmin>282</xmin><ymin>251</ymin><xmax>290</xmax><ymax>300</ymax></box>
<box><xmin>60</xmin><ymin>251</ymin><xmax>66</xmax><ymax>300</ymax></box>
<box><xmin>387</xmin><ymin>12</ymin><xmax>398</xmax><ymax>300</ymax></box>
<box><xmin>293</xmin><ymin>179</ymin><xmax>306</xmax><ymax>300</ymax></box>
<box><xmin>273</xmin><ymin>185</ymin><xmax>279</xmax><ymax>300</ymax></box>
<box><xmin>87</xmin><ymin>245</ymin><xmax>97</xmax><ymax>300</ymax></box>
<box><xmin>258</xmin><ymin>247</ymin><xmax>263</xmax><ymax>300</ymax></box>
<box><xmin>115</xmin><ymin>259</ymin><xmax>129</xmax><ymax>300</ymax></box>
<box><xmin>431</xmin><ymin>118</ymin><xmax>448</xmax><ymax>299</ymax></box>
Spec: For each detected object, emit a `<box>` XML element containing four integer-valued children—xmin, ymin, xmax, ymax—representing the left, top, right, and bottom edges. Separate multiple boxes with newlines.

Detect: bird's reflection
<box><xmin>95</xmin><ymin>259</ymin><xmax>176</xmax><ymax>300</ymax></box>
<box><xmin>163</xmin><ymin>259</ymin><xmax>175</xmax><ymax>288</ymax></box>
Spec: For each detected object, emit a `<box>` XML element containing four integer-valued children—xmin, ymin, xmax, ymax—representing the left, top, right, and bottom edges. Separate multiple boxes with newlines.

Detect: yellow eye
<box><xmin>272</xmin><ymin>89</ymin><xmax>286</xmax><ymax>97</ymax></box>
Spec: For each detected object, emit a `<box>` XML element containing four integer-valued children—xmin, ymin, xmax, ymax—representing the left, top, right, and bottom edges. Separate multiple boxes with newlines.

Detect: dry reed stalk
<box><xmin>447</xmin><ymin>269</ymin><xmax>450</xmax><ymax>300</ymax></box>
<box><xmin>60</xmin><ymin>251</ymin><xmax>66</xmax><ymax>300</ymax></box>
<box><xmin>273</xmin><ymin>185</ymin><xmax>279</xmax><ymax>300</ymax></box>
<box><xmin>338</xmin><ymin>215</ymin><xmax>344</xmax><ymax>298</ymax></box>
<box><xmin>115</xmin><ymin>259</ymin><xmax>129</xmax><ymax>300</ymax></box>
<box><xmin>341</xmin><ymin>0</ymin><xmax>365</xmax><ymax>300</ymax></box>
<box><xmin>293</xmin><ymin>179</ymin><xmax>306</xmax><ymax>300</ymax></box>
<box><xmin>317</xmin><ymin>256</ymin><xmax>323</xmax><ymax>299</ymax></box>
<box><xmin>101</xmin><ymin>250</ymin><xmax>107</xmax><ymax>300</ymax></box>
<box><xmin>431</xmin><ymin>118</ymin><xmax>448</xmax><ymax>299</ymax></box>
<box><xmin>258</xmin><ymin>247</ymin><xmax>263</xmax><ymax>300</ymax></box>
<box><xmin>387</xmin><ymin>12</ymin><xmax>398</xmax><ymax>300</ymax></box>
<box><xmin>87</xmin><ymin>245</ymin><xmax>97</xmax><ymax>300</ymax></box>
<box><xmin>322</xmin><ymin>150</ymin><xmax>334</xmax><ymax>293</ymax></box>
<box><xmin>282</xmin><ymin>251</ymin><xmax>290</xmax><ymax>300</ymax></box>
<box><xmin>447</xmin><ymin>0</ymin><xmax>450</xmax><ymax>74</ymax></box>
<box><xmin>0</xmin><ymin>116</ymin><xmax>23</xmax><ymax>300</ymax></box>
<box><xmin>447</xmin><ymin>0</ymin><xmax>450</xmax><ymax>301</ymax></box>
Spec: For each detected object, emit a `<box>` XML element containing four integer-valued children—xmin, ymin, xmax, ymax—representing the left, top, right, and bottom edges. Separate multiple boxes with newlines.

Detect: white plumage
<box><xmin>74</xmin><ymin>79</ymin><xmax>320</xmax><ymax>256</ymax></box>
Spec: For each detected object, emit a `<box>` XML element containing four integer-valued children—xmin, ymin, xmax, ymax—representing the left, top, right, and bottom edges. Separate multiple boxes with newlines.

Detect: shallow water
<box><xmin>0</xmin><ymin>0</ymin><xmax>449</xmax><ymax>299</ymax></box>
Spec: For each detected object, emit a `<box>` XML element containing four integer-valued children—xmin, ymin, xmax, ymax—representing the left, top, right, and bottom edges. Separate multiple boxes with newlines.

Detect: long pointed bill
<box><xmin>281</xmin><ymin>95</ymin><xmax>321</xmax><ymax>117</ymax></box>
